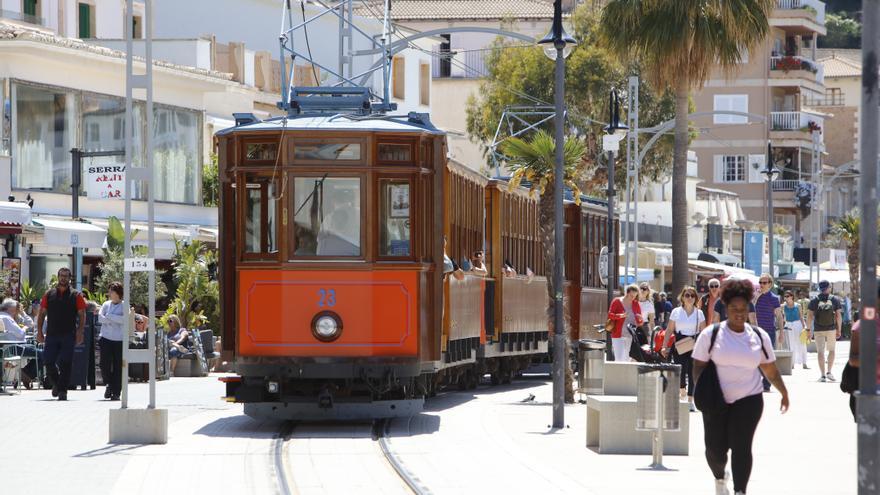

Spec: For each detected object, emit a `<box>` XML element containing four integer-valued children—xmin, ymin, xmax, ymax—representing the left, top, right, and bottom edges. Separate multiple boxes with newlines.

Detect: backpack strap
<box><xmin>707</xmin><ymin>323</ymin><xmax>721</xmax><ymax>357</ymax></box>
<box><xmin>750</xmin><ymin>324</ymin><xmax>771</xmax><ymax>360</ymax></box>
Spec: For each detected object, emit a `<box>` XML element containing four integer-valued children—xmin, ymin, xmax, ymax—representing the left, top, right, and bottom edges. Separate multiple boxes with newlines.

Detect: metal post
<box><xmin>650</xmin><ymin>370</ymin><xmax>665</xmax><ymax>469</ymax></box>
<box><xmin>550</xmin><ymin>0</ymin><xmax>566</xmax><ymax>430</ymax></box>
<box><xmin>767</xmin><ymin>141</ymin><xmax>775</xmax><ymax>279</ymax></box>
<box><xmin>629</xmin><ymin>76</ymin><xmax>639</xmax><ymax>289</ymax></box>
<box><xmin>606</xmin><ymin>148</ymin><xmax>616</xmax><ymax>361</ymax></box>
<box><xmin>856</xmin><ymin>0</ymin><xmax>879</xmax><ymax>492</ymax></box>
<box><xmin>70</xmin><ymin>148</ymin><xmax>82</xmax><ymax>291</ymax></box>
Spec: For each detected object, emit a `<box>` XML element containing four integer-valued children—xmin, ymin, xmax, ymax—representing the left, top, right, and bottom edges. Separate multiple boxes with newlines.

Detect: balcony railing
<box><xmin>770</xmin><ymin>110</ymin><xmax>824</xmax><ymax>131</ymax></box>
<box><xmin>771</xmin><ymin>180</ymin><xmax>800</xmax><ymax>191</ymax></box>
<box><xmin>431</xmin><ymin>49</ymin><xmax>488</xmax><ymax>79</ymax></box>
<box><xmin>769</xmin><ymin>55</ymin><xmax>824</xmax><ymax>84</ymax></box>
<box><xmin>776</xmin><ymin>0</ymin><xmax>826</xmax><ymax>24</ymax></box>
<box><xmin>0</xmin><ymin>9</ymin><xmax>45</xmax><ymax>26</ymax></box>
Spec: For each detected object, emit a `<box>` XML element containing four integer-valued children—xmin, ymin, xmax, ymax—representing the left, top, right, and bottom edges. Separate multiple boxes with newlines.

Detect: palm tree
<box><xmin>501</xmin><ymin>130</ymin><xmax>587</xmax><ymax>402</ymax></box>
<box><xmin>600</xmin><ymin>0</ymin><xmax>773</xmax><ymax>296</ymax></box>
<box><xmin>831</xmin><ymin>210</ymin><xmax>861</xmax><ymax>308</ymax></box>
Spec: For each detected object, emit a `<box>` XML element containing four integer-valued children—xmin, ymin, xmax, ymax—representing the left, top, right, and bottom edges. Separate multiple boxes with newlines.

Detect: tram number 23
<box><xmin>317</xmin><ymin>289</ymin><xmax>337</xmax><ymax>307</ymax></box>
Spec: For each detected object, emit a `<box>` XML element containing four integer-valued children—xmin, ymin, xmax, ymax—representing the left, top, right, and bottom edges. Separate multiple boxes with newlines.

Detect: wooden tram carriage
<box><xmin>217</xmin><ymin>110</ymin><xmax>616</xmax><ymax>420</ymax></box>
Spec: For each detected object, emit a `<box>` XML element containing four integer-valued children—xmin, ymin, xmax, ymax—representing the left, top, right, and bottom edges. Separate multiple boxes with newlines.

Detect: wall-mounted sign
<box><xmin>599</xmin><ymin>246</ymin><xmax>609</xmax><ymax>287</ymax></box>
<box><xmin>86</xmin><ymin>165</ymin><xmax>125</xmax><ymax>200</ymax></box>
<box><xmin>743</xmin><ymin>231</ymin><xmax>764</xmax><ymax>276</ymax></box>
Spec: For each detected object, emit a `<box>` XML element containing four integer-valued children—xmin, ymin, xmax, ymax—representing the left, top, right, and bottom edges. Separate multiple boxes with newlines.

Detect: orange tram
<box><xmin>216</xmin><ymin>110</ymin><xmax>617</xmax><ymax>420</ymax></box>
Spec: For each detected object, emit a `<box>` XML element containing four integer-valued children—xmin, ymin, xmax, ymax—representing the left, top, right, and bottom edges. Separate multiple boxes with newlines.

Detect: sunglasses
<box><xmin>683</xmin><ymin>293</ymin><xmax>696</xmax><ymax>299</ymax></box>
<box><xmin>760</xmin><ymin>281</ymin><xmax>771</xmax><ymax>285</ymax></box>
<box><xmin>640</xmin><ymin>287</ymin><xmax>649</xmax><ymax>291</ymax></box>
<box><xmin>709</xmin><ymin>285</ymin><xmax>719</xmax><ymax>289</ymax></box>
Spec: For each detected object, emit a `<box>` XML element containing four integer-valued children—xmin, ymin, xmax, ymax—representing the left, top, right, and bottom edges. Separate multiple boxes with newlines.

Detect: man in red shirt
<box><xmin>36</xmin><ymin>268</ymin><xmax>86</xmax><ymax>401</ymax></box>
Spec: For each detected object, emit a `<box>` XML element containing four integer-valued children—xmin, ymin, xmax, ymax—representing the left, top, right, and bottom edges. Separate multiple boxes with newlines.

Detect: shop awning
<box><xmin>698</xmin><ymin>252</ymin><xmax>742</xmax><ymax>267</ymax></box>
<box><xmin>689</xmin><ymin>259</ymin><xmax>756</xmax><ymax>280</ymax></box>
<box><xmin>32</xmin><ymin>218</ymin><xmax>107</xmax><ymax>249</ymax></box>
<box><xmin>0</xmin><ymin>202</ymin><xmax>32</xmax><ymax>233</ymax></box>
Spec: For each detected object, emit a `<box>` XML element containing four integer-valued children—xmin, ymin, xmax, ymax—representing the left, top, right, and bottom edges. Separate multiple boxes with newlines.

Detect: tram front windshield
<box><xmin>293</xmin><ymin>177</ymin><xmax>361</xmax><ymax>257</ymax></box>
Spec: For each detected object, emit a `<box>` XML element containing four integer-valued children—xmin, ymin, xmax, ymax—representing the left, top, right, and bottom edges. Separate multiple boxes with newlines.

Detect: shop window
<box><xmin>380</xmin><ymin>180</ymin><xmax>411</xmax><ymax>256</ymax></box>
<box><xmin>13</xmin><ymin>84</ymin><xmax>77</xmax><ymax>190</ymax></box>
<box><xmin>292</xmin><ymin>177</ymin><xmax>361</xmax><ymax>257</ymax></box>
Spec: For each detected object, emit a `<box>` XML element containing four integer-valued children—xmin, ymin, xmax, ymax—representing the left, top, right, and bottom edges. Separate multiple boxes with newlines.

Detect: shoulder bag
<box><xmin>694</xmin><ymin>324</ymin><xmax>727</xmax><ymax>414</ymax></box>
<box><xmin>841</xmin><ymin>362</ymin><xmax>859</xmax><ymax>394</ymax></box>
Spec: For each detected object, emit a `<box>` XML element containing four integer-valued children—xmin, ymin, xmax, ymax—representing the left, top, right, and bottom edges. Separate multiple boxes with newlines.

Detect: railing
<box><xmin>776</xmin><ymin>0</ymin><xmax>826</xmax><ymax>24</ymax></box>
<box><xmin>0</xmin><ymin>9</ymin><xmax>45</xmax><ymax>26</ymax></box>
<box><xmin>771</xmin><ymin>180</ymin><xmax>800</xmax><ymax>191</ymax></box>
<box><xmin>431</xmin><ymin>49</ymin><xmax>488</xmax><ymax>79</ymax></box>
<box><xmin>770</xmin><ymin>54</ymin><xmax>825</xmax><ymax>83</ymax></box>
<box><xmin>803</xmin><ymin>91</ymin><xmax>845</xmax><ymax>107</ymax></box>
<box><xmin>770</xmin><ymin>110</ymin><xmax>825</xmax><ymax>131</ymax></box>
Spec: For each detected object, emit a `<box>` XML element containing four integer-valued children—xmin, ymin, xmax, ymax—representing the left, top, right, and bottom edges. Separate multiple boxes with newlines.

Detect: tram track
<box><xmin>272</xmin><ymin>419</ymin><xmax>428</xmax><ymax>495</ymax></box>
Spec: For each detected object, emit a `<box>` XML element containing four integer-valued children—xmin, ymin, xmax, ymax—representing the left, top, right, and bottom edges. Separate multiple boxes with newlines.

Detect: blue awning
<box><xmin>619</xmin><ymin>267</ymin><xmax>654</xmax><ymax>285</ymax></box>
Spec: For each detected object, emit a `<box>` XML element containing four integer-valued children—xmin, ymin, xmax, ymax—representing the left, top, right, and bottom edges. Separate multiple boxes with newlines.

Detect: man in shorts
<box><xmin>807</xmin><ymin>280</ymin><xmax>842</xmax><ymax>382</ymax></box>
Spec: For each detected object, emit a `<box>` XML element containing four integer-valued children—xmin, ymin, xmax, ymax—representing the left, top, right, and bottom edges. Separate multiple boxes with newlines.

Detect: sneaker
<box><xmin>819</xmin><ymin>375</ymin><xmax>826</xmax><ymax>382</ymax></box>
<box><xmin>715</xmin><ymin>478</ymin><xmax>730</xmax><ymax>495</ymax></box>
<box><xmin>110</xmin><ymin>395</ymin><xmax>120</xmax><ymax>401</ymax></box>
<box><xmin>104</xmin><ymin>387</ymin><xmax>112</xmax><ymax>399</ymax></box>
<box><xmin>51</xmin><ymin>385</ymin><xmax>59</xmax><ymax>397</ymax></box>
<box><xmin>826</xmin><ymin>372</ymin><xmax>836</xmax><ymax>382</ymax></box>
<box><xmin>57</xmin><ymin>392</ymin><xmax>67</xmax><ymax>401</ymax></box>
<box><xmin>802</xmin><ymin>364</ymin><xmax>810</xmax><ymax>369</ymax></box>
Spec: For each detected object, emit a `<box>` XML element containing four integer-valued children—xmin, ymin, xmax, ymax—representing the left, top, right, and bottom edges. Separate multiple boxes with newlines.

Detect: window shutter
<box><xmin>748</xmin><ymin>154</ymin><xmax>765</xmax><ymax>183</ymax></box>
<box><xmin>78</xmin><ymin>3</ymin><xmax>90</xmax><ymax>38</ymax></box>
<box><xmin>714</xmin><ymin>155</ymin><xmax>724</xmax><ymax>183</ymax></box>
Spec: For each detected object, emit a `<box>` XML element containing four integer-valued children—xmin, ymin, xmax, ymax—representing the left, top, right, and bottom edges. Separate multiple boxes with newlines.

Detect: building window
<box><xmin>437</xmin><ymin>34</ymin><xmax>452</xmax><ymax>78</ymax></box>
<box><xmin>78</xmin><ymin>2</ymin><xmax>94</xmax><ymax>38</ymax></box>
<box><xmin>23</xmin><ymin>0</ymin><xmax>38</xmax><ymax>17</ymax></box>
<box><xmin>392</xmin><ymin>57</ymin><xmax>405</xmax><ymax>100</ymax></box>
<box><xmin>132</xmin><ymin>15</ymin><xmax>142</xmax><ymax>39</ymax></box>
<box><xmin>714</xmin><ymin>155</ymin><xmax>746</xmax><ymax>183</ymax></box>
<box><xmin>419</xmin><ymin>63</ymin><xmax>430</xmax><ymax>106</ymax></box>
<box><xmin>713</xmin><ymin>94</ymin><xmax>748</xmax><ymax>124</ymax></box>
<box><xmin>13</xmin><ymin>84</ymin><xmax>77</xmax><ymax>190</ymax></box>
<box><xmin>804</xmin><ymin>87</ymin><xmax>844</xmax><ymax>107</ymax></box>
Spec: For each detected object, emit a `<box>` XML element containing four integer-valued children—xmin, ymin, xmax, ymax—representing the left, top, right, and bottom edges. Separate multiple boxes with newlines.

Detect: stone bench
<box><xmin>775</xmin><ymin>350</ymin><xmax>792</xmax><ymax>376</ymax></box>
<box><xmin>603</xmin><ymin>361</ymin><xmax>642</xmax><ymax>396</ymax></box>
<box><xmin>586</xmin><ymin>395</ymin><xmax>690</xmax><ymax>455</ymax></box>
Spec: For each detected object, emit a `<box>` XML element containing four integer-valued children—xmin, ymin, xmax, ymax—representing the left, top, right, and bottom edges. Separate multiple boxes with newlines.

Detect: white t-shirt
<box><xmin>640</xmin><ymin>299</ymin><xmax>655</xmax><ymax>322</ymax></box>
<box><xmin>692</xmin><ymin>322</ymin><xmax>776</xmax><ymax>404</ymax></box>
<box><xmin>668</xmin><ymin>306</ymin><xmax>705</xmax><ymax>336</ymax></box>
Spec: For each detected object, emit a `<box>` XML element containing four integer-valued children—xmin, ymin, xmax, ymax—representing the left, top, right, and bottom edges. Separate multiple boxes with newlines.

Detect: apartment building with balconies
<box><xmin>691</xmin><ymin>0</ymin><xmax>827</xmax><ymax>250</ymax></box>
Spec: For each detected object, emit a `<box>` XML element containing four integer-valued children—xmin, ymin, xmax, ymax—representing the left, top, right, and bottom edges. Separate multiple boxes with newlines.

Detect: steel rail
<box><xmin>374</xmin><ymin>418</ymin><xmax>431</xmax><ymax>495</ymax></box>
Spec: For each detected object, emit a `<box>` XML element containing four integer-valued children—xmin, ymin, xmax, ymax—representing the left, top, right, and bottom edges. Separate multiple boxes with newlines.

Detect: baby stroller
<box><xmin>626</xmin><ymin>324</ymin><xmax>667</xmax><ymax>364</ymax></box>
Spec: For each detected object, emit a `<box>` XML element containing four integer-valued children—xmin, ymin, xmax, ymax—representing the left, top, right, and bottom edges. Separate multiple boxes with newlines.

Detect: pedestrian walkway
<box><xmin>0</xmin><ymin>344</ymin><xmax>857</xmax><ymax>494</ymax></box>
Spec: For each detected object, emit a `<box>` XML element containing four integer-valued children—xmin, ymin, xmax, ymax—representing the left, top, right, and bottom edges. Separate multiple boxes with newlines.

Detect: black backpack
<box><xmin>694</xmin><ymin>324</ymin><xmax>769</xmax><ymax>414</ymax></box>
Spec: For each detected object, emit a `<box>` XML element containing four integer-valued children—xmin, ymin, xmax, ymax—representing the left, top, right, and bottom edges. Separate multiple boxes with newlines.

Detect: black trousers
<box><xmin>675</xmin><ymin>350</ymin><xmax>694</xmax><ymax>395</ymax></box>
<box><xmin>43</xmin><ymin>334</ymin><xmax>74</xmax><ymax>393</ymax></box>
<box><xmin>703</xmin><ymin>393</ymin><xmax>764</xmax><ymax>493</ymax></box>
<box><xmin>99</xmin><ymin>337</ymin><xmax>123</xmax><ymax>397</ymax></box>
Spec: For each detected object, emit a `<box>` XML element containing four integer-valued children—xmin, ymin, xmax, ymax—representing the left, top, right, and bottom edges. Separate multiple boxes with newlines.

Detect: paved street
<box><xmin>0</xmin><ymin>344</ymin><xmax>856</xmax><ymax>494</ymax></box>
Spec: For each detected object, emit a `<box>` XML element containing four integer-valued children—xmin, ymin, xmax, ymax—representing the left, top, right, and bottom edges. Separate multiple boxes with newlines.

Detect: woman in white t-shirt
<box><xmin>637</xmin><ymin>283</ymin><xmax>655</xmax><ymax>342</ymax></box>
<box><xmin>692</xmin><ymin>279</ymin><xmax>789</xmax><ymax>495</ymax></box>
<box><xmin>661</xmin><ymin>286</ymin><xmax>706</xmax><ymax>411</ymax></box>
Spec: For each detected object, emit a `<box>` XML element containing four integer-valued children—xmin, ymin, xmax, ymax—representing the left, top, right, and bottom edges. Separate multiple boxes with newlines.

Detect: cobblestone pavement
<box><xmin>0</xmin><ymin>343</ymin><xmax>857</xmax><ymax>494</ymax></box>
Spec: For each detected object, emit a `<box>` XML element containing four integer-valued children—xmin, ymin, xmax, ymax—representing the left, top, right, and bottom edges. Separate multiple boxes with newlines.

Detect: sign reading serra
<box><xmin>86</xmin><ymin>165</ymin><xmax>125</xmax><ymax>200</ymax></box>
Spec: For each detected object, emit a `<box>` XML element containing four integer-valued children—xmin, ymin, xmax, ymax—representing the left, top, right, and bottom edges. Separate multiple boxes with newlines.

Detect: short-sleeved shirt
<box><xmin>693</xmin><ymin>322</ymin><xmax>776</xmax><ymax>404</ymax></box>
<box><xmin>668</xmin><ymin>306</ymin><xmax>705</xmax><ymax>336</ymax></box>
<box><xmin>808</xmin><ymin>294</ymin><xmax>842</xmax><ymax>331</ymax></box>
<box><xmin>713</xmin><ymin>299</ymin><xmax>756</xmax><ymax>322</ymax></box>
<box><xmin>754</xmin><ymin>292</ymin><xmax>781</xmax><ymax>334</ymax></box>
<box><xmin>40</xmin><ymin>287</ymin><xmax>87</xmax><ymax>311</ymax></box>
<box><xmin>640</xmin><ymin>299</ymin><xmax>655</xmax><ymax>323</ymax></box>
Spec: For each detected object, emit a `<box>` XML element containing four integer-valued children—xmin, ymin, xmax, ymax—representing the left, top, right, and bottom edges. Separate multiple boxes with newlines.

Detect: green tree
<box><xmin>600</xmin><ymin>0</ymin><xmax>773</xmax><ymax>297</ymax></box>
<box><xmin>94</xmin><ymin>216</ymin><xmax>167</xmax><ymax>308</ymax></box>
<box><xmin>819</xmin><ymin>13</ymin><xmax>862</xmax><ymax>49</ymax></box>
<box><xmin>501</xmin><ymin>130</ymin><xmax>587</xmax><ymax>402</ymax></box>
<box><xmin>466</xmin><ymin>5</ymin><xmax>677</xmax><ymax>194</ymax></box>
<box><xmin>161</xmin><ymin>239</ymin><xmax>219</xmax><ymax>333</ymax></box>
<box><xmin>202</xmin><ymin>153</ymin><xmax>220</xmax><ymax>207</ymax></box>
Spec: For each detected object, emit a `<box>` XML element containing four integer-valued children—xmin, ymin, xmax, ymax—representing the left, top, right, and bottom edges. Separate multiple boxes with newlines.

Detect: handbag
<box><xmin>604</xmin><ymin>318</ymin><xmax>616</xmax><ymax>333</ymax></box>
<box><xmin>674</xmin><ymin>335</ymin><xmax>695</xmax><ymax>354</ymax></box>
<box><xmin>840</xmin><ymin>362</ymin><xmax>859</xmax><ymax>394</ymax></box>
<box><xmin>694</xmin><ymin>324</ymin><xmax>728</xmax><ymax>414</ymax></box>
<box><xmin>799</xmin><ymin>329</ymin><xmax>811</xmax><ymax>345</ymax></box>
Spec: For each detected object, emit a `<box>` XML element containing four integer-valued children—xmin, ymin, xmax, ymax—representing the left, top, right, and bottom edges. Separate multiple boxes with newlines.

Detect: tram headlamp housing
<box><xmin>311</xmin><ymin>311</ymin><xmax>343</xmax><ymax>342</ymax></box>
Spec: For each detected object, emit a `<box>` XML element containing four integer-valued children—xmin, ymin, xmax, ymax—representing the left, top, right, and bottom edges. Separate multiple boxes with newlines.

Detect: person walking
<box><xmin>806</xmin><ymin>280</ymin><xmax>842</xmax><ymax>382</ymax></box>
<box><xmin>661</xmin><ymin>286</ymin><xmax>706</xmax><ymax>411</ymax></box>
<box><xmin>98</xmin><ymin>282</ymin><xmax>126</xmax><ymax>401</ymax></box>
<box><xmin>607</xmin><ymin>284</ymin><xmax>642</xmax><ymax>362</ymax></box>
<box><xmin>661</xmin><ymin>292</ymin><xmax>673</xmax><ymax>329</ymax></box>
<box><xmin>700</xmin><ymin>279</ymin><xmax>722</xmax><ymax>324</ymax></box>
<box><xmin>35</xmin><ymin>267</ymin><xmax>86</xmax><ymax>401</ymax></box>
<box><xmin>845</xmin><ymin>281</ymin><xmax>880</xmax><ymax>420</ymax></box>
<box><xmin>693</xmin><ymin>279</ymin><xmax>790</xmax><ymax>495</ymax></box>
<box><xmin>712</xmin><ymin>286</ymin><xmax>758</xmax><ymax>326</ymax></box>
<box><xmin>637</xmin><ymin>283</ymin><xmax>655</xmax><ymax>343</ymax></box>
<box><xmin>782</xmin><ymin>291</ymin><xmax>809</xmax><ymax>369</ymax></box>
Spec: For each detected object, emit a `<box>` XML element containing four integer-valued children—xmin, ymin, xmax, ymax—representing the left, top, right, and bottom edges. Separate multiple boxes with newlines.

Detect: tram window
<box><xmin>245</xmin><ymin>143</ymin><xmax>278</xmax><ymax>161</ymax></box>
<box><xmin>242</xmin><ymin>177</ymin><xmax>278</xmax><ymax>256</ymax></box>
<box><xmin>378</xmin><ymin>143</ymin><xmax>412</xmax><ymax>162</ymax></box>
<box><xmin>380</xmin><ymin>181</ymin><xmax>411</xmax><ymax>257</ymax></box>
<box><xmin>292</xmin><ymin>177</ymin><xmax>361</xmax><ymax>257</ymax></box>
<box><xmin>293</xmin><ymin>141</ymin><xmax>361</xmax><ymax>162</ymax></box>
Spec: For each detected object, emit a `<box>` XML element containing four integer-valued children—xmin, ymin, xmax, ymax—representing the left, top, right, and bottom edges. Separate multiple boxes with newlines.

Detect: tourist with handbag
<box><xmin>607</xmin><ymin>285</ymin><xmax>643</xmax><ymax>362</ymax></box>
<box><xmin>661</xmin><ymin>286</ymin><xmax>706</xmax><ymax>412</ymax></box>
<box><xmin>692</xmin><ymin>279</ymin><xmax>789</xmax><ymax>495</ymax></box>
<box><xmin>782</xmin><ymin>290</ymin><xmax>809</xmax><ymax>370</ymax></box>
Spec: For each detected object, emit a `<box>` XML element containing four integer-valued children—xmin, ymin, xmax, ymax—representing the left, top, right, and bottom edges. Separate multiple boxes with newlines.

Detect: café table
<box><xmin>0</xmin><ymin>339</ymin><xmax>26</xmax><ymax>395</ymax></box>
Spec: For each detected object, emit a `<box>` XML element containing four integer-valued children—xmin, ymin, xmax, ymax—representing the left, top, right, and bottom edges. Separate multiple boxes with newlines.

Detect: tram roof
<box><xmin>216</xmin><ymin>113</ymin><xmax>445</xmax><ymax>136</ymax></box>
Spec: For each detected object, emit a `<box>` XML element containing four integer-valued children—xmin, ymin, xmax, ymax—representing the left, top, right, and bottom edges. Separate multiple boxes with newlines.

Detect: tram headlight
<box><xmin>311</xmin><ymin>311</ymin><xmax>343</xmax><ymax>342</ymax></box>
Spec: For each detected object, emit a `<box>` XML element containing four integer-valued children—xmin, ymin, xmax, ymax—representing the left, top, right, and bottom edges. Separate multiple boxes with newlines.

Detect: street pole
<box><xmin>766</xmin><ymin>141</ymin><xmax>775</xmax><ymax>279</ymax></box>
<box><xmin>856</xmin><ymin>0</ymin><xmax>879</xmax><ymax>492</ymax></box>
<box><xmin>550</xmin><ymin>36</ymin><xmax>566</xmax><ymax>431</ymax></box>
<box><xmin>70</xmin><ymin>148</ymin><xmax>82</xmax><ymax>291</ymax></box>
<box><xmin>629</xmin><ymin>76</ymin><xmax>639</xmax><ymax>289</ymax></box>
<box><xmin>606</xmin><ymin>147</ymin><xmax>616</xmax><ymax>362</ymax></box>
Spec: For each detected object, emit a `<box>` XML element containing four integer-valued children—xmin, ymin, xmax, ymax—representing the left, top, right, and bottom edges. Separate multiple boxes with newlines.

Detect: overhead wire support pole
<box><xmin>856</xmin><ymin>0</ymin><xmax>879</xmax><ymax>492</ymax></box>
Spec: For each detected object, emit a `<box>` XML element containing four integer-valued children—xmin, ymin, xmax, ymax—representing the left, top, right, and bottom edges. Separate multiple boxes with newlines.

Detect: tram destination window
<box><xmin>242</xmin><ymin>176</ymin><xmax>278</xmax><ymax>256</ymax></box>
<box><xmin>293</xmin><ymin>141</ymin><xmax>361</xmax><ymax>162</ymax></box>
<box><xmin>378</xmin><ymin>143</ymin><xmax>412</xmax><ymax>162</ymax></box>
<box><xmin>380</xmin><ymin>181</ymin><xmax>411</xmax><ymax>256</ymax></box>
<box><xmin>292</xmin><ymin>177</ymin><xmax>361</xmax><ymax>257</ymax></box>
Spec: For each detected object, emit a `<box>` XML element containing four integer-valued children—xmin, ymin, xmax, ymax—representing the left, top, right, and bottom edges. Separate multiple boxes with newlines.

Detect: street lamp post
<box><xmin>762</xmin><ymin>142</ymin><xmax>780</xmax><ymax>278</ymax></box>
<box><xmin>603</xmin><ymin>89</ymin><xmax>628</xmax><ymax>361</ymax></box>
<box><xmin>537</xmin><ymin>0</ymin><xmax>575</xmax><ymax>430</ymax></box>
